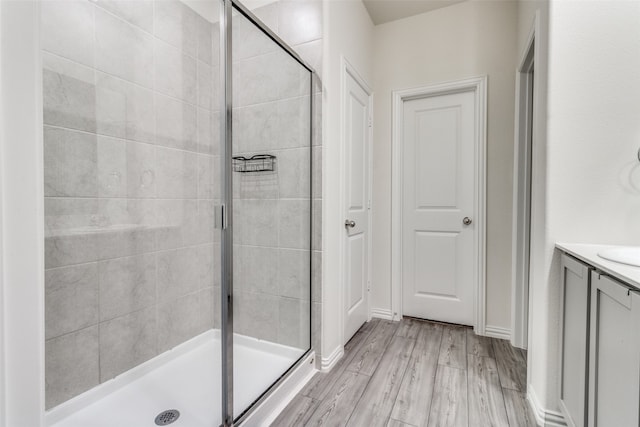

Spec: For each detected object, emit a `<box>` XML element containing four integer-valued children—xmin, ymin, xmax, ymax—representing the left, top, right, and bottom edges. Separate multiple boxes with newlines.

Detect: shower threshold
<box><xmin>46</xmin><ymin>330</ymin><xmax>306</xmax><ymax>427</ymax></box>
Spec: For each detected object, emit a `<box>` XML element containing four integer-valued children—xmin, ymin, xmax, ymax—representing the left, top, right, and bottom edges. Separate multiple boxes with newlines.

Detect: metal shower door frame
<box><xmin>218</xmin><ymin>1</ymin><xmax>317</xmax><ymax>425</ymax></box>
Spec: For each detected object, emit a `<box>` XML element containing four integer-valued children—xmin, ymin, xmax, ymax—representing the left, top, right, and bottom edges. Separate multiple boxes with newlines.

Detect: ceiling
<box><xmin>362</xmin><ymin>0</ymin><xmax>468</xmax><ymax>25</ymax></box>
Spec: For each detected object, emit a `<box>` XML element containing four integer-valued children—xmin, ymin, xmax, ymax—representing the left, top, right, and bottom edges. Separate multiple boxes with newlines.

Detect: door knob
<box><xmin>345</xmin><ymin>220</ymin><xmax>356</xmax><ymax>228</ymax></box>
<box><xmin>463</xmin><ymin>217</ymin><xmax>472</xmax><ymax>226</ymax></box>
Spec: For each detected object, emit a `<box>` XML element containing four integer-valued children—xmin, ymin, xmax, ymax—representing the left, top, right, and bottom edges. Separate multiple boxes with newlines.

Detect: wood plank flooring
<box><xmin>272</xmin><ymin>318</ymin><xmax>536</xmax><ymax>427</ymax></box>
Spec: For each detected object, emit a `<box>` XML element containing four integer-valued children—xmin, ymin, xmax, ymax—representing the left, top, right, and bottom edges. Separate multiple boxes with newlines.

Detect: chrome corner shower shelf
<box><xmin>232</xmin><ymin>154</ymin><xmax>276</xmax><ymax>173</ymax></box>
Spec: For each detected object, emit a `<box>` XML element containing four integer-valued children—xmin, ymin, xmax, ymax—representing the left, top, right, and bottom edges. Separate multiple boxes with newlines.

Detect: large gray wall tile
<box><xmin>154</xmin><ymin>0</ymin><xmax>198</xmax><ymax>57</ymax></box>
<box><xmin>192</xmin><ymin>201</ymin><xmax>216</xmax><ymax>246</ymax></box>
<box><xmin>278</xmin><ymin>96</ymin><xmax>311</xmax><ymax>149</ymax></box>
<box><xmin>44</xmin><ymin>126</ymin><xmax>97</xmax><ymax>197</ymax></box>
<box><xmin>312</xmin><ymin>146</ymin><xmax>322</xmax><ymax>197</ymax></box>
<box><xmin>98</xmin><ymin>198</ymin><xmax>156</xmax><ymax>229</ymax></box>
<box><xmin>278</xmin><ymin>148</ymin><xmax>310</xmax><ymax>199</ymax></box>
<box><xmin>211</xmin><ymin>22</ymin><xmax>221</xmax><ymax>65</ymax></box>
<box><xmin>234</xmin><ymin>199</ymin><xmax>279</xmax><ymax>247</ymax></box>
<box><xmin>276</xmin><ymin>50</ymin><xmax>312</xmax><ymax>100</ymax></box>
<box><xmin>97</xmin><ymin>227</ymin><xmax>156</xmax><ymax>260</ymax></box>
<box><xmin>197</xmin><ymin>154</ymin><xmax>215</xmax><ymax>199</ymax></box>
<box><xmin>233</xmin><ymin>53</ymin><xmax>280</xmax><ymax>107</ymax></box>
<box><xmin>95</xmin><ymin>72</ymin><xmax>155</xmax><ymax>143</ymax></box>
<box><xmin>155</xmin><ymin>94</ymin><xmax>198</xmax><ymax>151</ymax></box>
<box><xmin>213</xmin><ymin>243</ymin><xmax>222</xmax><ymax>287</ymax></box>
<box><xmin>196</xmin><ymin>243</ymin><xmax>215</xmax><ymax>289</ymax></box>
<box><xmin>43</xmin><ymin>53</ymin><xmax>96</xmax><ymax>132</ymax></box>
<box><xmin>95</xmin><ymin>1</ymin><xmax>154</xmax><ymax>33</ymax></box>
<box><xmin>45</xmin><ymin>198</ymin><xmax>99</xmax><ymax>236</ymax></box>
<box><xmin>46</xmin><ymin>326</ymin><xmax>99</xmax><ymax>409</ymax></box>
<box><xmin>154</xmin><ymin>39</ymin><xmax>197</xmax><ymax>104</ymax></box>
<box><xmin>197</xmin><ymin>61</ymin><xmax>212</xmax><ymax>109</ymax></box>
<box><xmin>312</xmin><ymin>199</ymin><xmax>322</xmax><ymax>250</ymax></box>
<box><xmin>126</xmin><ymin>141</ymin><xmax>157</xmax><ymax>198</ymax></box>
<box><xmin>45</xmin><ymin>234</ymin><xmax>99</xmax><ymax>269</ymax></box>
<box><xmin>155</xmin><ymin>199</ymin><xmax>195</xmax><ymax>250</ymax></box>
<box><xmin>279</xmin><ymin>297</ymin><xmax>310</xmax><ymax>349</ymax></box>
<box><xmin>234</xmin><ymin>291</ymin><xmax>279</xmax><ymax>342</ymax></box>
<box><xmin>213</xmin><ymin>286</ymin><xmax>221</xmax><ymax>328</ymax></box>
<box><xmin>157</xmin><ymin>246</ymin><xmax>201</xmax><ymax>302</ymax></box>
<box><xmin>156</xmin><ymin>147</ymin><xmax>197</xmax><ymax>199</ymax></box>
<box><xmin>99</xmin><ymin>307</ymin><xmax>157</xmax><ymax>381</ymax></box>
<box><xmin>278</xmin><ymin>248</ymin><xmax>310</xmax><ymax>300</ymax></box>
<box><xmin>233</xmin><ymin>170</ymin><xmax>279</xmax><ymax>200</ymax></box>
<box><xmin>157</xmin><ymin>289</ymin><xmax>213</xmax><ymax>352</ymax></box>
<box><xmin>312</xmin><ymin>83</ymin><xmax>322</xmax><ymax>146</ymax></box>
<box><xmin>196</xmin><ymin>16</ymin><xmax>213</xmax><ymax>65</ymax></box>
<box><xmin>312</xmin><ymin>251</ymin><xmax>322</xmax><ymax>302</ymax></box>
<box><xmin>99</xmin><ymin>254</ymin><xmax>157</xmax><ymax>321</ymax></box>
<box><xmin>97</xmin><ymin>135</ymin><xmax>126</xmax><ymax>197</ymax></box>
<box><xmin>45</xmin><ymin>263</ymin><xmax>99</xmax><ymax>339</ymax></box>
<box><xmin>197</xmin><ymin>108</ymin><xmax>219</xmax><ymax>155</ymax></box>
<box><xmin>279</xmin><ymin>200</ymin><xmax>311</xmax><ymax>250</ymax></box>
<box><xmin>41</xmin><ymin>0</ymin><xmax>94</xmax><ymax>67</ymax></box>
<box><xmin>235</xmin><ymin>245</ymin><xmax>279</xmax><ymax>295</ymax></box>
<box><xmin>312</xmin><ymin>301</ymin><xmax>322</xmax><ymax>355</ymax></box>
<box><xmin>253</xmin><ymin>2</ymin><xmax>279</xmax><ymax>32</ymax></box>
<box><xmin>233</xmin><ymin>102</ymin><xmax>278</xmax><ymax>154</ymax></box>
<box><xmin>95</xmin><ymin>8</ymin><xmax>153</xmax><ymax>88</ymax></box>
<box><xmin>233</xmin><ymin>12</ymin><xmax>278</xmax><ymax>61</ymax></box>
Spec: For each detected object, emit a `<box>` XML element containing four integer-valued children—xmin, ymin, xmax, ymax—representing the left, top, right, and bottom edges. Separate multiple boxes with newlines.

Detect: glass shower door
<box><xmin>227</xmin><ymin>3</ymin><xmax>313</xmax><ymax>421</ymax></box>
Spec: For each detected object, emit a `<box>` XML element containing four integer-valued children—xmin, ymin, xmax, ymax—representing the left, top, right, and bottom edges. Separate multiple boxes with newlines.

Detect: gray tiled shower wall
<box><xmin>42</xmin><ymin>0</ymin><xmax>323</xmax><ymax>410</ymax></box>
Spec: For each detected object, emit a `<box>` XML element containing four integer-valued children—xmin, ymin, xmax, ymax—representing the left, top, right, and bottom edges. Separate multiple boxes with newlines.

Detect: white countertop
<box><xmin>556</xmin><ymin>243</ymin><xmax>640</xmax><ymax>289</ymax></box>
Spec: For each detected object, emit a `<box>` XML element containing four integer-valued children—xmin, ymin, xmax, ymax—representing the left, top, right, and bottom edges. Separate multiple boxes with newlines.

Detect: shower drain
<box><xmin>155</xmin><ymin>409</ymin><xmax>180</xmax><ymax>425</ymax></box>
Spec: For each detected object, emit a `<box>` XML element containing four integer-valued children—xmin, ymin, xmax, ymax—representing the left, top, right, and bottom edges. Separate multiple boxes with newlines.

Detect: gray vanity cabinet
<box><xmin>588</xmin><ymin>272</ymin><xmax>640</xmax><ymax>427</ymax></box>
<box><xmin>559</xmin><ymin>254</ymin><xmax>592</xmax><ymax>427</ymax></box>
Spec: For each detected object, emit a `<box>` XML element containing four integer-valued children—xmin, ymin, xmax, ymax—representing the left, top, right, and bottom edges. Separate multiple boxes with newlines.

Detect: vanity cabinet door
<box><xmin>588</xmin><ymin>272</ymin><xmax>640</xmax><ymax>427</ymax></box>
<box><xmin>559</xmin><ymin>254</ymin><xmax>592</xmax><ymax>427</ymax></box>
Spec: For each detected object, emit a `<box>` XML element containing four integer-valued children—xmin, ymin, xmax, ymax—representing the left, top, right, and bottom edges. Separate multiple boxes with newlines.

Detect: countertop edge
<box><xmin>556</xmin><ymin>243</ymin><xmax>640</xmax><ymax>289</ymax></box>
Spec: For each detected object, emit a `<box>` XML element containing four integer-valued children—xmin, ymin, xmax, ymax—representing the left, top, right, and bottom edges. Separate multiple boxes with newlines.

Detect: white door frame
<box><xmin>511</xmin><ymin>16</ymin><xmax>538</xmax><ymax>350</ymax></box>
<box><xmin>339</xmin><ymin>56</ymin><xmax>373</xmax><ymax>347</ymax></box>
<box><xmin>391</xmin><ymin>76</ymin><xmax>487</xmax><ymax>334</ymax></box>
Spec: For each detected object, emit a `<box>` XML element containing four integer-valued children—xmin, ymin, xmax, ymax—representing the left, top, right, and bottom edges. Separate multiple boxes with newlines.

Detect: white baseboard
<box><xmin>245</xmin><ymin>352</ymin><xmax>317</xmax><ymax>427</ymax></box>
<box><xmin>321</xmin><ymin>345</ymin><xmax>344</xmax><ymax>372</ymax></box>
<box><xmin>370</xmin><ymin>308</ymin><xmax>393</xmax><ymax>320</ymax></box>
<box><xmin>527</xmin><ymin>384</ymin><xmax>567</xmax><ymax>427</ymax></box>
<box><xmin>484</xmin><ymin>325</ymin><xmax>511</xmax><ymax>340</ymax></box>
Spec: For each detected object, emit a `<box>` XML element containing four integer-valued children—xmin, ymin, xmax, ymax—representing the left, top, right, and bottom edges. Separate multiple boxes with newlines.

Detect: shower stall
<box><xmin>42</xmin><ymin>0</ymin><xmax>317</xmax><ymax>425</ymax></box>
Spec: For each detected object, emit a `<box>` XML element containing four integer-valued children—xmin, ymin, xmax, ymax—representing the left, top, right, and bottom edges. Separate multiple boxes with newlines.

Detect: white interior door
<box><xmin>401</xmin><ymin>90</ymin><xmax>476</xmax><ymax>325</ymax></box>
<box><xmin>343</xmin><ymin>69</ymin><xmax>371</xmax><ymax>343</ymax></box>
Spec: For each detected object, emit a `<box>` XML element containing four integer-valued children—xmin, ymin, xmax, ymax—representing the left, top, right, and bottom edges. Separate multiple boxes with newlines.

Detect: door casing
<box><xmin>340</xmin><ymin>56</ymin><xmax>373</xmax><ymax>347</ymax></box>
<box><xmin>511</xmin><ymin>14</ymin><xmax>538</xmax><ymax>350</ymax></box>
<box><xmin>391</xmin><ymin>76</ymin><xmax>487</xmax><ymax>334</ymax></box>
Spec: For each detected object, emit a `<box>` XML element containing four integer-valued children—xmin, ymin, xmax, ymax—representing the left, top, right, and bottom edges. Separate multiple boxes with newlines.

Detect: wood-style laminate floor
<box><xmin>271</xmin><ymin>318</ymin><xmax>536</xmax><ymax>427</ymax></box>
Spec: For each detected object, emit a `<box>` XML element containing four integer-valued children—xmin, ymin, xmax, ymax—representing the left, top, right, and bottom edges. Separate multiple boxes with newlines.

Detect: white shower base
<box><xmin>46</xmin><ymin>330</ymin><xmax>308</xmax><ymax>427</ymax></box>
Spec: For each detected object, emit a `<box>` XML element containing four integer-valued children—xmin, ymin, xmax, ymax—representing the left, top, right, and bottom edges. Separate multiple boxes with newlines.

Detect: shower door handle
<box><xmin>345</xmin><ymin>220</ymin><xmax>356</xmax><ymax>228</ymax></box>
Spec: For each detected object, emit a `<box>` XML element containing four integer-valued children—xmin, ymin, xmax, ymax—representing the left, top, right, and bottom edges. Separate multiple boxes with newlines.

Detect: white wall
<box><xmin>321</xmin><ymin>0</ymin><xmax>374</xmax><ymax>367</ymax></box>
<box><xmin>525</xmin><ymin>0</ymin><xmax>640</xmax><ymax>419</ymax></box>
<box><xmin>547</xmin><ymin>0</ymin><xmax>640</xmax><ymax>244</ymax></box>
<box><xmin>371</xmin><ymin>0</ymin><xmax>518</xmax><ymax>331</ymax></box>
<box><xmin>0</xmin><ymin>2</ymin><xmax>46</xmax><ymax>426</ymax></box>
